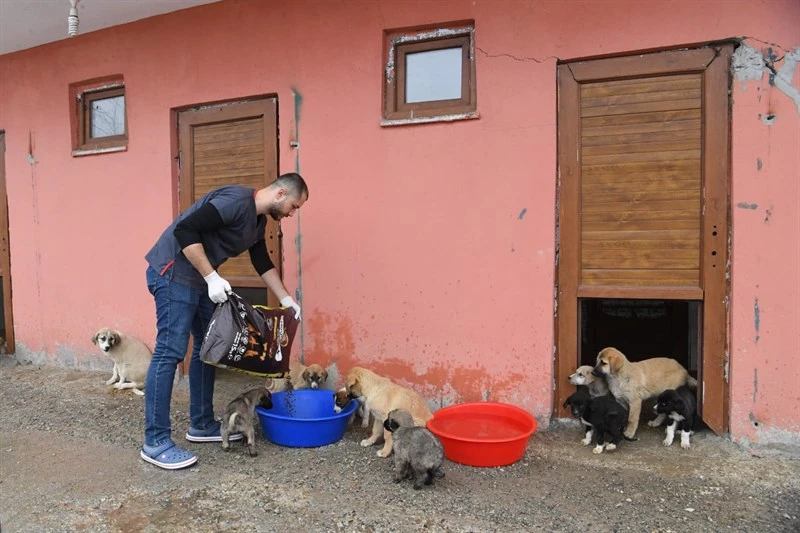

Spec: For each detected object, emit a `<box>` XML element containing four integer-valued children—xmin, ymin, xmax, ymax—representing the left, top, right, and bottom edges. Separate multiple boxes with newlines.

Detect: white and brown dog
<box><xmin>91</xmin><ymin>327</ymin><xmax>152</xmax><ymax>396</ymax></box>
<box><xmin>265</xmin><ymin>362</ymin><xmax>329</xmax><ymax>392</ymax></box>
<box><xmin>569</xmin><ymin>365</ymin><xmax>609</xmax><ymax>398</ymax></box>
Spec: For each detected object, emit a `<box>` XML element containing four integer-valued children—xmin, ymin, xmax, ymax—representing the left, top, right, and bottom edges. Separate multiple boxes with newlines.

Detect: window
<box><xmin>70</xmin><ymin>76</ymin><xmax>127</xmax><ymax>155</ymax></box>
<box><xmin>383</xmin><ymin>23</ymin><xmax>477</xmax><ymax>125</ymax></box>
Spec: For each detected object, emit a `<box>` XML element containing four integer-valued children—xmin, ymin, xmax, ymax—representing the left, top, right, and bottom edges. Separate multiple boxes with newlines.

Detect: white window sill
<box><xmin>72</xmin><ymin>145</ymin><xmax>127</xmax><ymax>157</ymax></box>
<box><xmin>381</xmin><ymin>112</ymin><xmax>479</xmax><ymax>127</ymax></box>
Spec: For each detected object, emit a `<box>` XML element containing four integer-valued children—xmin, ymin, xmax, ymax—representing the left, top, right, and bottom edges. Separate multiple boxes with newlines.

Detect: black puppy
<box><xmin>654</xmin><ymin>385</ymin><xmax>697</xmax><ymax>449</ymax></box>
<box><xmin>563</xmin><ymin>390</ymin><xmax>630</xmax><ymax>454</ymax></box>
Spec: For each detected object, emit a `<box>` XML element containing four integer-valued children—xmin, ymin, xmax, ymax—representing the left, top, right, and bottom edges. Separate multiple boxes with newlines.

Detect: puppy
<box><xmin>345</xmin><ymin>367</ymin><xmax>433</xmax><ymax>458</ymax></box>
<box><xmin>563</xmin><ymin>390</ymin><xmax>630</xmax><ymax>454</ymax></box>
<box><xmin>654</xmin><ymin>385</ymin><xmax>697</xmax><ymax>449</ymax></box>
<box><xmin>569</xmin><ymin>365</ymin><xmax>609</xmax><ymax>397</ymax></box>
<box><xmin>384</xmin><ymin>409</ymin><xmax>444</xmax><ymax>489</ymax></box>
<box><xmin>92</xmin><ymin>327</ymin><xmax>152</xmax><ymax>396</ymax></box>
<box><xmin>334</xmin><ymin>387</ymin><xmax>371</xmax><ymax>428</ymax></box>
<box><xmin>220</xmin><ymin>387</ymin><xmax>272</xmax><ymax>456</ymax></box>
<box><xmin>593</xmin><ymin>347</ymin><xmax>696</xmax><ymax>440</ymax></box>
<box><xmin>265</xmin><ymin>362</ymin><xmax>329</xmax><ymax>392</ymax></box>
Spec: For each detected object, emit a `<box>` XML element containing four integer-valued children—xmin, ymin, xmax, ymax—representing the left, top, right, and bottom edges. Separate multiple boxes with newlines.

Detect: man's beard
<box><xmin>268</xmin><ymin>205</ymin><xmax>283</xmax><ymax>221</ymax></box>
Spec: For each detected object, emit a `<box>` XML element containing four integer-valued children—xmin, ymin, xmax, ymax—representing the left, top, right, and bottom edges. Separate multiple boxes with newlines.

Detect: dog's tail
<box><xmin>687</xmin><ymin>375</ymin><xmax>698</xmax><ymax>389</ymax></box>
<box><xmin>228</xmin><ymin>412</ymin><xmax>239</xmax><ymax>428</ymax></box>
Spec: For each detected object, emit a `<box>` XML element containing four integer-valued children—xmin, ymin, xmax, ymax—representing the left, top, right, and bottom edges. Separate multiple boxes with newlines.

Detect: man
<box><xmin>140</xmin><ymin>172</ymin><xmax>308</xmax><ymax>470</ymax></box>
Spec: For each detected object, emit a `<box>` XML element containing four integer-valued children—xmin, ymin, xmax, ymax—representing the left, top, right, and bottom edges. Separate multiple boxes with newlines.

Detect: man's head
<box><xmin>258</xmin><ymin>172</ymin><xmax>309</xmax><ymax>221</ymax></box>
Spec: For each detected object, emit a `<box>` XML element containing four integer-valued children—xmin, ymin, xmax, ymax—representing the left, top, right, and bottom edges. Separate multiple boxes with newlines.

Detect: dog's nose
<box><xmin>591</xmin><ymin>368</ymin><xmax>602</xmax><ymax>377</ymax></box>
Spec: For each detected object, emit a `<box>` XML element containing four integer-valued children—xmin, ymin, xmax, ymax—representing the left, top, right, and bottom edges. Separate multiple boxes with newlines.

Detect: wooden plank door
<box><xmin>175</xmin><ymin>98</ymin><xmax>280</xmax><ymax>376</ymax></box>
<box><xmin>177</xmin><ymin>98</ymin><xmax>281</xmax><ymax>303</ymax></box>
<box><xmin>555</xmin><ymin>46</ymin><xmax>732</xmax><ymax>434</ymax></box>
<box><xmin>0</xmin><ymin>131</ymin><xmax>14</xmax><ymax>354</ymax></box>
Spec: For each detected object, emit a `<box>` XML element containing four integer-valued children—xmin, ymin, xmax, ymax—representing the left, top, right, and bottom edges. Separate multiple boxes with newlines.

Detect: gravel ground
<box><xmin>1</xmin><ymin>360</ymin><xmax>799</xmax><ymax>533</ymax></box>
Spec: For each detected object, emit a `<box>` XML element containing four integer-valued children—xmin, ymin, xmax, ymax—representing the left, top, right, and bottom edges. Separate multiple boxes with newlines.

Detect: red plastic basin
<box><xmin>427</xmin><ymin>402</ymin><xmax>537</xmax><ymax>467</ymax></box>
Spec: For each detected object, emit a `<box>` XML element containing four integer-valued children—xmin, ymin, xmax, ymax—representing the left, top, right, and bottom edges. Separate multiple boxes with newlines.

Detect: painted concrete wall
<box><xmin>0</xmin><ymin>0</ymin><xmax>797</xmax><ymax>443</ymax></box>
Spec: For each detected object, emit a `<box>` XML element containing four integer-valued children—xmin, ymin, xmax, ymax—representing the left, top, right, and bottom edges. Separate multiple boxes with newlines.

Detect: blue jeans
<box><xmin>144</xmin><ymin>266</ymin><xmax>217</xmax><ymax>448</ymax></box>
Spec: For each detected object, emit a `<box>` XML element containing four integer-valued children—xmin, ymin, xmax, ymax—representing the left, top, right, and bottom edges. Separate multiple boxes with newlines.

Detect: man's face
<box><xmin>268</xmin><ymin>191</ymin><xmax>307</xmax><ymax>221</ymax></box>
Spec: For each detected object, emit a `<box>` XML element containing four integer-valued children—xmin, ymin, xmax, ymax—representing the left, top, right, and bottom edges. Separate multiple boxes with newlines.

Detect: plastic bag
<box><xmin>199</xmin><ymin>292</ymin><xmax>299</xmax><ymax>377</ymax></box>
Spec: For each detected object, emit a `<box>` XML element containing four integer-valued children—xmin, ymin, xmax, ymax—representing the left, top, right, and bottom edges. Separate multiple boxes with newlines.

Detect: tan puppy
<box><xmin>569</xmin><ymin>365</ymin><xmax>609</xmax><ymax>397</ymax></box>
<box><xmin>91</xmin><ymin>327</ymin><xmax>152</xmax><ymax>396</ymax></box>
<box><xmin>592</xmin><ymin>347</ymin><xmax>697</xmax><ymax>440</ymax></box>
<box><xmin>345</xmin><ymin>367</ymin><xmax>433</xmax><ymax>458</ymax></box>
<box><xmin>265</xmin><ymin>362</ymin><xmax>328</xmax><ymax>392</ymax></box>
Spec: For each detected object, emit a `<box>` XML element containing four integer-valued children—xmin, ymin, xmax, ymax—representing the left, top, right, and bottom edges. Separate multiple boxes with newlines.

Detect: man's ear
<box><xmin>274</xmin><ymin>187</ymin><xmax>288</xmax><ymax>201</ymax></box>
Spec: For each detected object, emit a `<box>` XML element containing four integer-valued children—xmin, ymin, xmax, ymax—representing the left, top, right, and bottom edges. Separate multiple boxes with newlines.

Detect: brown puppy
<box><xmin>593</xmin><ymin>347</ymin><xmax>696</xmax><ymax>440</ymax></box>
<box><xmin>221</xmin><ymin>387</ymin><xmax>272</xmax><ymax>456</ymax></box>
<box><xmin>265</xmin><ymin>362</ymin><xmax>329</xmax><ymax>392</ymax></box>
<box><xmin>334</xmin><ymin>387</ymin><xmax>371</xmax><ymax>428</ymax></box>
<box><xmin>345</xmin><ymin>367</ymin><xmax>433</xmax><ymax>458</ymax></box>
<box><xmin>92</xmin><ymin>327</ymin><xmax>152</xmax><ymax>396</ymax></box>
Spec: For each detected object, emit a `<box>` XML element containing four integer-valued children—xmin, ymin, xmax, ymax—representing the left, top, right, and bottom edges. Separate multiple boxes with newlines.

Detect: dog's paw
<box><xmin>592</xmin><ymin>445</ymin><xmax>604</xmax><ymax>454</ymax></box>
<box><xmin>680</xmin><ymin>431</ymin><xmax>691</xmax><ymax>449</ymax></box>
<box><xmin>105</xmin><ymin>378</ymin><xmax>117</xmax><ymax>386</ymax></box>
<box><xmin>377</xmin><ymin>449</ymin><xmax>391</xmax><ymax>458</ymax></box>
<box><xmin>393</xmin><ymin>476</ymin><xmax>403</xmax><ymax>484</ymax></box>
<box><xmin>581</xmin><ymin>436</ymin><xmax>592</xmax><ymax>445</ymax></box>
<box><xmin>624</xmin><ymin>431</ymin><xmax>637</xmax><ymax>440</ymax></box>
<box><xmin>662</xmin><ymin>437</ymin><xmax>674</xmax><ymax>447</ymax></box>
<box><xmin>605</xmin><ymin>443</ymin><xmax>617</xmax><ymax>451</ymax></box>
<box><xmin>361</xmin><ymin>419</ymin><xmax>370</xmax><ymax>429</ymax></box>
<box><xmin>647</xmin><ymin>420</ymin><xmax>661</xmax><ymax>427</ymax></box>
<box><xmin>359</xmin><ymin>438</ymin><xmax>374</xmax><ymax>447</ymax></box>
<box><xmin>248</xmin><ymin>450</ymin><xmax>259</xmax><ymax>457</ymax></box>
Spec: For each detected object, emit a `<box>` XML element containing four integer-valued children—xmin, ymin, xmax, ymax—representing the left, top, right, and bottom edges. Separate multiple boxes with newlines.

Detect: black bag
<box><xmin>199</xmin><ymin>292</ymin><xmax>299</xmax><ymax>377</ymax></box>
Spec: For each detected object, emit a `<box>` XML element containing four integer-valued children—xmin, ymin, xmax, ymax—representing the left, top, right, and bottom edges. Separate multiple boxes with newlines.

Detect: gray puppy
<box><xmin>221</xmin><ymin>387</ymin><xmax>272</xmax><ymax>456</ymax></box>
<box><xmin>383</xmin><ymin>408</ymin><xmax>444</xmax><ymax>489</ymax></box>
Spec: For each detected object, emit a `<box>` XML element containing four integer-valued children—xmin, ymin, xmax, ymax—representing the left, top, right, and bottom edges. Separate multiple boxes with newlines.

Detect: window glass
<box><xmin>90</xmin><ymin>95</ymin><xmax>125</xmax><ymax>138</ymax></box>
<box><xmin>405</xmin><ymin>47</ymin><xmax>462</xmax><ymax>103</ymax></box>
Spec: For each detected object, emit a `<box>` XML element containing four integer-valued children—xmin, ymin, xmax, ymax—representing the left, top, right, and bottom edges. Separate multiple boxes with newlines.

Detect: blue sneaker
<box><xmin>140</xmin><ymin>442</ymin><xmax>197</xmax><ymax>470</ymax></box>
<box><xmin>185</xmin><ymin>423</ymin><xmax>243</xmax><ymax>443</ymax></box>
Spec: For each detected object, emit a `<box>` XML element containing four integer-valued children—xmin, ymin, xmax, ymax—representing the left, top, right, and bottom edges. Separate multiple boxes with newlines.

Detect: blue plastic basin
<box><xmin>255</xmin><ymin>389</ymin><xmax>358</xmax><ymax>448</ymax></box>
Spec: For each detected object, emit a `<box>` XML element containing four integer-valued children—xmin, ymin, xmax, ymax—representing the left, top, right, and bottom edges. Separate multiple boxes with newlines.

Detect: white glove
<box><xmin>203</xmin><ymin>270</ymin><xmax>231</xmax><ymax>304</ymax></box>
<box><xmin>280</xmin><ymin>296</ymin><xmax>302</xmax><ymax>320</ymax></box>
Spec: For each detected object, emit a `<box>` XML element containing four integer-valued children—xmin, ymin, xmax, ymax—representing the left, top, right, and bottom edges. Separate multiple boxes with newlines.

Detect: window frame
<box><xmin>70</xmin><ymin>79</ymin><xmax>128</xmax><ymax>156</ymax></box>
<box><xmin>383</xmin><ymin>24</ymin><xmax>478</xmax><ymax>125</ymax></box>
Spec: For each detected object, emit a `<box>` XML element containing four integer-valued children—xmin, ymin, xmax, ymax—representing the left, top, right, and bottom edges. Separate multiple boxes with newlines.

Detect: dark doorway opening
<box><xmin>579</xmin><ymin>298</ymin><xmax>700</xmax><ymax>379</ymax></box>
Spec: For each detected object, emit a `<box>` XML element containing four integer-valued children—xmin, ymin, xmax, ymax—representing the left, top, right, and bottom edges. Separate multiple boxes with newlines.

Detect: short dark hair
<box><xmin>273</xmin><ymin>172</ymin><xmax>309</xmax><ymax>201</ymax></box>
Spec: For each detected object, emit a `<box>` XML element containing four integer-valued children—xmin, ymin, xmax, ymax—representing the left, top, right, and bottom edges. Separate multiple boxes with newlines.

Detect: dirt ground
<box><xmin>1</xmin><ymin>359</ymin><xmax>798</xmax><ymax>533</ymax></box>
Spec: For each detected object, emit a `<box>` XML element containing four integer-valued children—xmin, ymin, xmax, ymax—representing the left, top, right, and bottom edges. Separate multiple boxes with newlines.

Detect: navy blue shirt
<box><xmin>146</xmin><ymin>186</ymin><xmax>267</xmax><ymax>289</ymax></box>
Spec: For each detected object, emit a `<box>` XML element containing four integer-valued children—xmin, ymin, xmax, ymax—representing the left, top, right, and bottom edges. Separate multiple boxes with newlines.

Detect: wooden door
<box><xmin>177</xmin><ymin>98</ymin><xmax>281</xmax><ymax>305</ymax></box>
<box><xmin>555</xmin><ymin>46</ymin><xmax>732</xmax><ymax>434</ymax></box>
<box><xmin>0</xmin><ymin>131</ymin><xmax>14</xmax><ymax>354</ymax></box>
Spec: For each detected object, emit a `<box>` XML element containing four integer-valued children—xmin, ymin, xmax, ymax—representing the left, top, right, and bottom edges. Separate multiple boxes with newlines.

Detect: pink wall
<box><xmin>0</xmin><ymin>0</ymin><xmax>797</xmax><ymax>442</ymax></box>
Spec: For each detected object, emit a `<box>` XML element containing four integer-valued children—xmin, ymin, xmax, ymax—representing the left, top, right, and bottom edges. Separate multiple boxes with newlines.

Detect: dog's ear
<box><xmin>109</xmin><ymin>331</ymin><xmax>121</xmax><ymax>347</ymax></box>
<box><xmin>91</xmin><ymin>331</ymin><xmax>100</xmax><ymax>345</ymax></box>
<box><xmin>302</xmin><ymin>369</ymin><xmax>310</xmax><ymax>382</ymax></box>
<box><xmin>562</xmin><ymin>399</ymin><xmax>570</xmax><ymax>409</ymax></box>
<box><xmin>321</xmin><ymin>369</ymin><xmax>329</xmax><ymax>383</ymax></box>
<box><xmin>608</xmin><ymin>351</ymin><xmax>623</xmax><ymax>373</ymax></box>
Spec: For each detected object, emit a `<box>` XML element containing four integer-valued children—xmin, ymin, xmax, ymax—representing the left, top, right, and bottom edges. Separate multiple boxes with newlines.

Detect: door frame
<box><xmin>171</xmin><ymin>96</ymin><xmax>281</xmax><ymax>375</ymax></box>
<box><xmin>0</xmin><ymin>131</ymin><xmax>15</xmax><ymax>354</ymax></box>
<box><xmin>554</xmin><ymin>45</ymin><xmax>733</xmax><ymax>434</ymax></box>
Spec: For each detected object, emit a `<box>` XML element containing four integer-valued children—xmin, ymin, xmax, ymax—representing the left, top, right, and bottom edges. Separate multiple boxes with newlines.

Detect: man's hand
<box><xmin>204</xmin><ymin>271</ymin><xmax>231</xmax><ymax>303</ymax></box>
<box><xmin>280</xmin><ymin>296</ymin><xmax>302</xmax><ymax>320</ymax></box>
